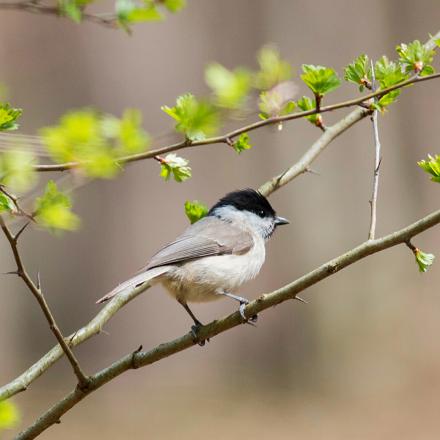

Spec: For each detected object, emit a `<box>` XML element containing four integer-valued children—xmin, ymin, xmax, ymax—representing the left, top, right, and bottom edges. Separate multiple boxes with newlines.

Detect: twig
<box><xmin>0</xmin><ymin>216</ymin><xmax>90</xmax><ymax>389</ymax></box>
<box><xmin>0</xmin><ymin>1</ymin><xmax>118</xmax><ymax>28</ymax></box>
<box><xmin>32</xmin><ymin>69</ymin><xmax>440</xmax><ymax>173</ymax></box>
<box><xmin>15</xmin><ymin>207</ymin><xmax>440</xmax><ymax>439</ymax></box>
<box><xmin>368</xmin><ymin>60</ymin><xmax>382</xmax><ymax>240</ymax></box>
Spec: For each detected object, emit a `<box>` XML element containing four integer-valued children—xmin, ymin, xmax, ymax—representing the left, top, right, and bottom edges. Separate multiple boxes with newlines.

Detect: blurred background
<box><xmin>1</xmin><ymin>0</ymin><xmax>440</xmax><ymax>438</ymax></box>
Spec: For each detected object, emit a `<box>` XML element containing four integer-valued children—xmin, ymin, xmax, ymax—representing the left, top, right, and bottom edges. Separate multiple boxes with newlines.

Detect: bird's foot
<box><xmin>190</xmin><ymin>322</ymin><xmax>209</xmax><ymax>346</ymax></box>
<box><xmin>238</xmin><ymin>300</ymin><xmax>258</xmax><ymax>326</ymax></box>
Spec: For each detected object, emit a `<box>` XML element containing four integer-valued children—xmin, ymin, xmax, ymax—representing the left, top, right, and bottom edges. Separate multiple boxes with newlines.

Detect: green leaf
<box><xmin>116</xmin><ymin>0</ymin><xmax>163</xmax><ymax>28</ymax></box>
<box><xmin>0</xmin><ymin>192</ymin><xmax>15</xmax><ymax>213</ymax></box>
<box><xmin>418</xmin><ymin>154</ymin><xmax>440</xmax><ymax>182</ymax></box>
<box><xmin>0</xmin><ymin>103</ymin><xmax>22</xmax><ymax>131</ymax></box>
<box><xmin>164</xmin><ymin>0</ymin><xmax>186</xmax><ymax>12</ymax></box>
<box><xmin>0</xmin><ymin>150</ymin><xmax>36</xmax><ymax>192</ymax></box>
<box><xmin>296</xmin><ymin>96</ymin><xmax>320</xmax><ymax>125</ymax></box>
<box><xmin>41</xmin><ymin>108</ymin><xmax>149</xmax><ymax>179</ymax></box>
<box><xmin>233</xmin><ymin>133</ymin><xmax>252</xmax><ymax>154</ymax></box>
<box><xmin>161</xmin><ymin>93</ymin><xmax>219</xmax><ymax>141</ymax></box>
<box><xmin>396</xmin><ymin>40</ymin><xmax>436</xmax><ymax>75</ymax></box>
<box><xmin>184</xmin><ymin>200</ymin><xmax>208</xmax><ymax>224</ymax></box>
<box><xmin>414</xmin><ymin>248</ymin><xmax>435</xmax><ymax>273</ymax></box>
<box><xmin>301</xmin><ymin>64</ymin><xmax>341</xmax><ymax>96</ymax></box>
<box><xmin>35</xmin><ymin>180</ymin><xmax>80</xmax><ymax>231</ymax></box>
<box><xmin>58</xmin><ymin>0</ymin><xmax>92</xmax><ymax>23</ymax></box>
<box><xmin>0</xmin><ymin>400</ymin><xmax>19</xmax><ymax>431</ymax></box>
<box><xmin>255</xmin><ymin>46</ymin><xmax>292</xmax><ymax>90</ymax></box>
<box><xmin>344</xmin><ymin>54</ymin><xmax>371</xmax><ymax>91</ymax></box>
<box><xmin>258</xmin><ymin>81</ymin><xmax>297</xmax><ymax>119</ymax></box>
<box><xmin>159</xmin><ymin>153</ymin><xmax>191</xmax><ymax>182</ymax></box>
<box><xmin>205</xmin><ymin>63</ymin><xmax>252</xmax><ymax>109</ymax></box>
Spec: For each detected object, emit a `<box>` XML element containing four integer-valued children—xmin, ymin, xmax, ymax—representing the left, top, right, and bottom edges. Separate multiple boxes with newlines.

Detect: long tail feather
<box><xmin>96</xmin><ymin>266</ymin><xmax>170</xmax><ymax>304</ymax></box>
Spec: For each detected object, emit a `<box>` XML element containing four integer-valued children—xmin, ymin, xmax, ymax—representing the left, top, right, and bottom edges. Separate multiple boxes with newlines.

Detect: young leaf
<box><xmin>296</xmin><ymin>96</ymin><xmax>320</xmax><ymax>126</ymax></box>
<box><xmin>205</xmin><ymin>63</ymin><xmax>252</xmax><ymax>109</ymax></box>
<box><xmin>255</xmin><ymin>46</ymin><xmax>292</xmax><ymax>90</ymax></box>
<box><xmin>344</xmin><ymin>54</ymin><xmax>371</xmax><ymax>91</ymax></box>
<box><xmin>164</xmin><ymin>0</ymin><xmax>186</xmax><ymax>13</ymax></box>
<box><xmin>301</xmin><ymin>64</ymin><xmax>341</xmax><ymax>96</ymax></box>
<box><xmin>113</xmin><ymin>109</ymin><xmax>150</xmax><ymax>155</ymax></box>
<box><xmin>0</xmin><ymin>150</ymin><xmax>36</xmax><ymax>192</ymax></box>
<box><xmin>414</xmin><ymin>249</ymin><xmax>435</xmax><ymax>273</ymax></box>
<box><xmin>159</xmin><ymin>153</ymin><xmax>192</xmax><ymax>182</ymax></box>
<box><xmin>184</xmin><ymin>200</ymin><xmax>208</xmax><ymax>224</ymax></box>
<box><xmin>0</xmin><ymin>192</ymin><xmax>15</xmax><ymax>213</ymax></box>
<box><xmin>258</xmin><ymin>81</ymin><xmax>297</xmax><ymax>119</ymax></box>
<box><xmin>161</xmin><ymin>93</ymin><xmax>219</xmax><ymax>141</ymax></box>
<box><xmin>418</xmin><ymin>154</ymin><xmax>440</xmax><ymax>182</ymax></box>
<box><xmin>233</xmin><ymin>133</ymin><xmax>252</xmax><ymax>154</ymax></box>
<box><xmin>0</xmin><ymin>103</ymin><xmax>22</xmax><ymax>131</ymax></box>
<box><xmin>0</xmin><ymin>400</ymin><xmax>19</xmax><ymax>431</ymax></box>
<box><xmin>35</xmin><ymin>180</ymin><xmax>80</xmax><ymax>231</ymax></box>
<box><xmin>396</xmin><ymin>40</ymin><xmax>436</xmax><ymax>76</ymax></box>
<box><xmin>58</xmin><ymin>0</ymin><xmax>93</xmax><ymax>23</ymax></box>
<box><xmin>116</xmin><ymin>0</ymin><xmax>163</xmax><ymax>29</ymax></box>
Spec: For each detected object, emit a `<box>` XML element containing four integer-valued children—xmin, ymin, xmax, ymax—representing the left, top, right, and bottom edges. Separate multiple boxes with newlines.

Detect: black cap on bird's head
<box><xmin>208</xmin><ymin>188</ymin><xmax>289</xmax><ymax>226</ymax></box>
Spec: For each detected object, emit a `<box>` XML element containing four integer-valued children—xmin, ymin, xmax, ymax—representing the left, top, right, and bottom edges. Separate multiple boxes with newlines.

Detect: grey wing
<box><xmin>144</xmin><ymin>216</ymin><xmax>253</xmax><ymax>270</ymax></box>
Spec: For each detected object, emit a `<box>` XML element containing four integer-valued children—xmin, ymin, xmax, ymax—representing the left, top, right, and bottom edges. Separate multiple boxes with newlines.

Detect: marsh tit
<box><xmin>97</xmin><ymin>189</ymin><xmax>289</xmax><ymax>335</ymax></box>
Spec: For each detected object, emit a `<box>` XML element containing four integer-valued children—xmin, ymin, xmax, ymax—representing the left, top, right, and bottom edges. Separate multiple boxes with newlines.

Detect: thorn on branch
<box><xmin>14</xmin><ymin>221</ymin><xmax>31</xmax><ymax>243</ymax></box>
<box><xmin>294</xmin><ymin>296</ymin><xmax>308</xmax><ymax>304</ymax></box>
<box><xmin>131</xmin><ymin>345</ymin><xmax>143</xmax><ymax>369</ymax></box>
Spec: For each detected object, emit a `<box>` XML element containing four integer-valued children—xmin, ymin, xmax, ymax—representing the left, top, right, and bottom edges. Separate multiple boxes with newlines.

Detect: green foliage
<box><xmin>0</xmin><ymin>400</ymin><xmax>19</xmax><ymax>432</ymax></box>
<box><xmin>0</xmin><ymin>192</ymin><xmax>15</xmax><ymax>213</ymax></box>
<box><xmin>58</xmin><ymin>0</ymin><xmax>93</xmax><ymax>23</ymax></box>
<box><xmin>0</xmin><ymin>103</ymin><xmax>22</xmax><ymax>131</ymax></box>
<box><xmin>258</xmin><ymin>81</ymin><xmax>297</xmax><ymax>119</ymax></box>
<box><xmin>255</xmin><ymin>46</ymin><xmax>292</xmax><ymax>90</ymax></box>
<box><xmin>414</xmin><ymin>248</ymin><xmax>435</xmax><ymax>273</ymax></box>
<box><xmin>233</xmin><ymin>133</ymin><xmax>252</xmax><ymax>154</ymax></box>
<box><xmin>205</xmin><ymin>63</ymin><xmax>252</xmax><ymax>109</ymax></box>
<box><xmin>370</xmin><ymin>56</ymin><xmax>409</xmax><ymax>112</ymax></box>
<box><xmin>301</xmin><ymin>64</ymin><xmax>341</xmax><ymax>97</ymax></box>
<box><xmin>296</xmin><ymin>96</ymin><xmax>320</xmax><ymax>125</ymax></box>
<box><xmin>0</xmin><ymin>150</ymin><xmax>36</xmax><ymax>192</ymax></box>
<box><xmin>344</xmin><ymin>54</ymin><xmax>371</xmax><ymax>91</ymax></box>
<box><xmin>163</xmin><ymin>0</ymin><xmax>186</xmax><ymax>13</ymax></box>
<box><xmin>184</xmin><ymin>200</ymin><xmax>208</xmax><ymax>224</ymax></box>
<box><xmin>159</xmin><ymin>153</ymin><xmax>191</xmax><ymax>182</ymax></box>
<box><xmin>162</xmin><ymin>94</ymin><xmax>219</xmax><ymax>141</ymax></box>
<box><xmin>35</xmin><ymin>180</ymin><xmax>80</xmax><ymax>231</ymax></box>
<box><xmin>41</xmin><ymin>108</ymin><xmax>149</xmax><ymax>179</ymax></box>
<box><xmin>418</xmin><ymin>154</ymin><xmax>440</xmax><ymax>182</ymax></box>
<box><xmin>396</xmin><ymin>40</ymin><xmax>436</xmax><ymax>75</ymax></box>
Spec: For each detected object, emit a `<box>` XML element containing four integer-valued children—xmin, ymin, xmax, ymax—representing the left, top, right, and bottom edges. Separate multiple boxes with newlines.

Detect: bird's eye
<box><xmin>258</xmin><ymin>209</ymin><xmax>265</xmax><ymax>217</ymax></box>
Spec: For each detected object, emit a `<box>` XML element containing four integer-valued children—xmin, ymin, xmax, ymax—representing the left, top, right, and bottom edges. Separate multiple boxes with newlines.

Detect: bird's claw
<box><xmin>191</xmin><ymin>323</ymin><xmax>209</xmax><ymax>346</ymax></box>
<box><xmin>239</xmin><ymin>301</ymin><xmax>258</xmax><ymax>326</ymax></box>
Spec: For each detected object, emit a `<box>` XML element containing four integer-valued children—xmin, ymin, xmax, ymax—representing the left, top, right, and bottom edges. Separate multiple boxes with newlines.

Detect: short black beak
<box><xmin>275</xmin><ymin>216</ymin><xmax>289</xmax><ymax>226</ymax></box>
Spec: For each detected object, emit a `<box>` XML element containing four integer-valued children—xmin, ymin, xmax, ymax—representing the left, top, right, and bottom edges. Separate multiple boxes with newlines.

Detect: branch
<box><xmin>16</xmin><ymin>208</ymin><xmax>440</xmax><ymax>439</ymax></box>
<box><xmin>259</xmin><ymin>107</ymin><xmax>370</xmax><ymax>196</ymax></box>
<box><xmin>0</xmin><ymin>216</ymin><xmax>90</xmax><ymax>389</ymax></box>
<box><xmin>0</xmin><ymin>1</ymin><xmax>118</xmax><ymax>28</ymax></box>
<box><xmin>368</xmin><ymin>60</ymin><xmax>382</xmax><ymax>240</ymax></box>
<box><xmin>32</xmin><ymin>69</ymin><xmax>440</xmax><ymax>173</ymax></box>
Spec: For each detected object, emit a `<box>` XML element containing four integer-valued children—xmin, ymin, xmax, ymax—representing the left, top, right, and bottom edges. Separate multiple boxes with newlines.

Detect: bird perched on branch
<box><xmin>97</xmin><ymin>189</ymin><xmax>289</xmax><ymax>342</ymax></box>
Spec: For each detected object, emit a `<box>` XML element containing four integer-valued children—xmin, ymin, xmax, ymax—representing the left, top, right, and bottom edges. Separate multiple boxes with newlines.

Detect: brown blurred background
<box><xmin>1</xmin><ymin>0</ymin><xmax>440</xmax><ymax>438</ymax></box>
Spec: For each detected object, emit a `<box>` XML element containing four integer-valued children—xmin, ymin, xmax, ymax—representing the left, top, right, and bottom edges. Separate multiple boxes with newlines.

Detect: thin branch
<box><xmin>32</xmin><ymin>69</ymin><xmax>440</xmax><ymax>173</ymax></box>
<box><xmin>259</xmin><ymin>107</ymin><xmax>370</xmax><ymax>196</ymax></box>
<box><xmin>368</xmin><ymin>60</ymin><xmax>382</xmax><ymax>240</ymax></box>
<box><xmin>15</xmin><ymin>207</ymin><xmax>440</xmax><ymax>440</ymax></box>
<box><xmin>0</xmin><ymin>1</ymin><xmax>118</xmax><ymax>28</ymax></box>
<box><xmin>0</xmin><ymin>216</ymin><xmax>90</xmax><ymax>389</ymax></box>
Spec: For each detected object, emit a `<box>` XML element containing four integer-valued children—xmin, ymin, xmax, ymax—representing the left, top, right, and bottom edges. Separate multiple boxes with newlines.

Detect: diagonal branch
<box><xmin>15</xmin><ymin>208</ymin><xmax>440</xmax><ymax>440</ymax></box>
<box><xmin>32</xmin><ymin>68</ymin><xmax>440</xmax><ymax>173</ymax></box>
<box><xmin>0</xmin><ymin>216</ymin><xmax>90</xmax><ymax>389</ymax></box>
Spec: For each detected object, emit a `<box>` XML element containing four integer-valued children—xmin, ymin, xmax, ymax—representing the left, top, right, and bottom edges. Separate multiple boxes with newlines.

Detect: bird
<box><xmin>97</xmin><ymin>188</ymin><xmax>289</xmax><ymax>340</ymax></box>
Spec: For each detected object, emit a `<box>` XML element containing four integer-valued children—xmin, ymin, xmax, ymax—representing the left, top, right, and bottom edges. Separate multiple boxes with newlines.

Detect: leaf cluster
<box><xmin>418</xmin><ymin>154</ymin><xmax>440</xmax><ymax>182</ymax></box>
<box><xmin>184</xmin><ymin>200</ymin><xmax>208</xmax><ymax>224</ymax></box>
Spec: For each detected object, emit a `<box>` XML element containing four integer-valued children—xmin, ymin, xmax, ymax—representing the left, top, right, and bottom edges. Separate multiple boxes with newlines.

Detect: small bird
<box><xmin>97</xmin><ymin>189</ymin><xmax>289</xmax><ymax>337</ymax></box>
